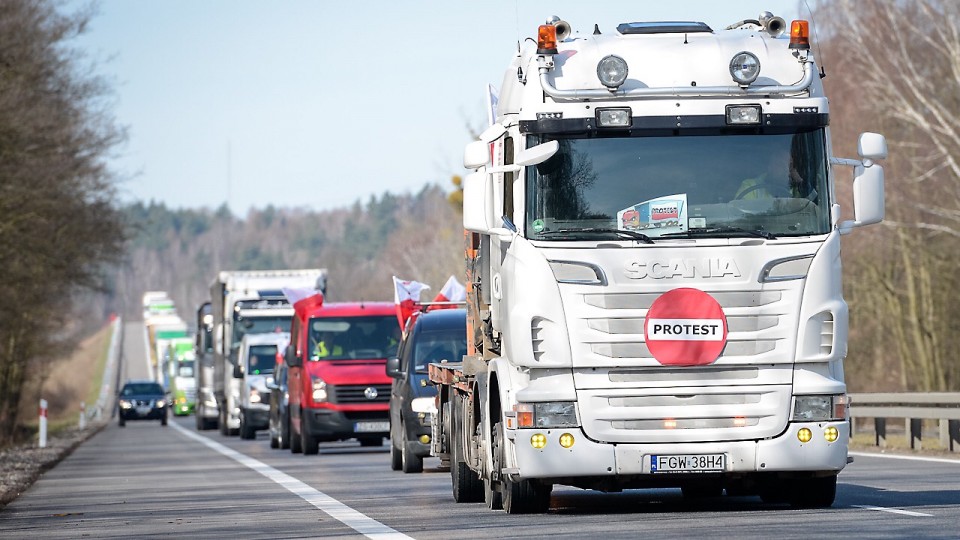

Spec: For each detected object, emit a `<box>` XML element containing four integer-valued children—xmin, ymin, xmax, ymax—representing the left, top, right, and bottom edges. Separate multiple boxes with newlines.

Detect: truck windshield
<box><xmin>176</xmin><ymin>360</ymin><xmax>195</xmax><ymax>378</ymax></box>
<box><xmin>247</xmin><ymin>345</ymin><xmax>277</xmax><ymax>375</ymax></box>
<box><xmin>308</xmin><ymin>315</ymin><xmax>401</xmax><ymax>361</ymax></box>
<box><xmin>525</xmin><ymin>129</ymin><xmax>830</xmax><ymax>239</ymax></box>
<box><xmin>232</xmin><ymin>315</ymin><xmax>290</xmax><ymax>347</ymax></box>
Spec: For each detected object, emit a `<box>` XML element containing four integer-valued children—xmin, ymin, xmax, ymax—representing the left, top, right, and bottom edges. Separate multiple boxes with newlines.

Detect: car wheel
<box><xmin>301</xmin><ymin>414</ymin><xmax>318</xmax><ymax>455</ymax></box>
<box><xmin>269</xmin><ymin>421</ymin><xmax>279</xmax><ymax>448</ymax></box>
<box><xmin>161</xmin><ymin>412</ymin><xmax>168</xmax><ymax>426</ymax></box>
<box><xmin>390</xmin><ymin>439</ymin><xmax>402</xmax><ymax>471</ymax></box>
<box><xmin>118</xmin><ymin>416</ymin><xmax>125</xmax><ymax>428</ymax></box>
<box><xmin>240</xmin><ymin>411</ymin><xmax>255</xmax><ymax>440</ymax></box>
<box><xmin>290</xmin><ymin>420</ymin><xmax>303</xmax><ymax>454</ymax></box>
<box><xmin>280</xmin><ymin>412</ymin><xmax>291</xmax><ymax>450</ymax></box>
<box><xmin>400</xmin><ymin>420</ymin><xmax>423</xmax><ymax>473</ymax></box>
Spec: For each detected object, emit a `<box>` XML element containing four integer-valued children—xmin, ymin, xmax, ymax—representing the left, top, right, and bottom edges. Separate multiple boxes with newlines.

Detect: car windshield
<box><xmin>525</xmin><ymin>129</ymin><xmax>830</xmax><ymax>239</ymax></box>
<box><xmin>247</xmin><ymin>345</ymin><xmax>277</xmax><ymax>374</ymax></box>
<box><xmin>176</xmin><ymin>360</ymin><xmax>194</xmax><ymax>377</ymax></box>
<box><xmin>308</xmin><ymin>315</ymin><xmax>401</xmax><ymax>361</ymax></box>
<box><xmin>122</xmin><ymin>383</ymin><xmax>163</xmax><ymax>396</ymax></box>
<box><xmin>413</xmin><ymin>331</ymin><xmax>467</xmax><ymax>373</ymax></box>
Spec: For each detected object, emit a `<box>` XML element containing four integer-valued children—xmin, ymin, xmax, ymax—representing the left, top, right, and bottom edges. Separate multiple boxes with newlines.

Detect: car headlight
<box><xmin>155</xmin><ymin>399</ymin><xmax>166</xmax><ymax>408</ymax></box>
<box><xmin>249</xmin><ymin>388</ymin><xmax>262</xmax><ymax>403</ymax></box>
<box><xmin>311</xmin><ymin>377</ymin><xmax>327</xmax><ymax>402</ymax></box>
<box><xmin>119</xmin><ymin>399</ymin><xmax>132</xmax><ymax>409</ymax></box>
<box><xmin>793</xmin><ymin>394</ymin><xmax>847</xmax><ymax>421</ymax></box>
<box><xmin>410</xmin><ymin>397</ymin><xmax>436</xmax><ymax>415</ymax></box>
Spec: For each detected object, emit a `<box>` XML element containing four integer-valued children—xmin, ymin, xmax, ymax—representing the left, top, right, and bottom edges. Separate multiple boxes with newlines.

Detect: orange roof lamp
<box><xmin>789</xmin><ymin>20</ymin><xmax>810</xmax><ymax>50</ymax></box>
<box><xmin>538</xmin><ymin>24</ymin><xmax>558</xmax><ymax>54</ymax></box>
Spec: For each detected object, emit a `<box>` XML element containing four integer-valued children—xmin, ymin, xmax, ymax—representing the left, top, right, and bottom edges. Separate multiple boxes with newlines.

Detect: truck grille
<box><xmin>329</xmin><ymin>384</ymin><xmax>391</xmax><ymax>404</ymax></box>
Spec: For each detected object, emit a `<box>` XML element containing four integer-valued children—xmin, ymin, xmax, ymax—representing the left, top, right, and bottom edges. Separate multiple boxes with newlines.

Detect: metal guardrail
<box><xmin>849</xmin><ymin>392</ymin><xmax>960</xmax><ymax>452</ymax></box>
<box><xmin>85</xmin><ymin>317</ymin><xmax>123</xmax><ymax>423</ymax></box>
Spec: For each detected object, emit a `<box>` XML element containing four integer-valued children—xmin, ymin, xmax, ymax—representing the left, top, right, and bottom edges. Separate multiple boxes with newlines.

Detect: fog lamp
<box><xmin>797</xmin><ymin>427</ymin><xmax>813</xmax><ymax>443</ymax></box>
<box><xmin>729</xmin><ymin>51</ymin><xmax>760</xmax><ymax>85</ymax></box>
<box><xmin>559</xmin><ymin>433</ymin><xmax>575</xmax><ymax>448</ymax></box>
<box><xmin>824</xmin><ymin>426</ymin><xmax>839</xmax><ymax>442</ymax></box>
<box><xmin>726</xmin><ymin>105</ymin><xmax>761</xmax><ymax>125</ymax></box>
<box><xmin>597</xmin><ymin>108</ymin><xmax>631</xmax><ymax>128</ymax></box>
<box><xmin>419</xmin><ymin>434</ymin><xmax>431</xmax><ymax>444</ymax></box>
<box><xmin>597</xmin><ymin>55</ymin><xmax>628</xmax><ymax>89</ymax></box>
<box><xmin>531</xmin><ymin>433</ymin><xmax>547</xmax><ymax>449</ymax></box>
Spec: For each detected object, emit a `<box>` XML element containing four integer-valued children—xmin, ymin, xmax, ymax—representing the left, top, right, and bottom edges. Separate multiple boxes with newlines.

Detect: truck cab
<box><xmin>285</xmin><ymin>299</ymin><xmax>401</xmax><ymax>455</ymax></box>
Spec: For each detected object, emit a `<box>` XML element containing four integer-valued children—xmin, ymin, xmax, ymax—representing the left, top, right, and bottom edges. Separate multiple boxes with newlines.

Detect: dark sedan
<box><xmin>117</xmin><ymin>380</ymin><xmax>168</xmax><ymax>426</ymax></box>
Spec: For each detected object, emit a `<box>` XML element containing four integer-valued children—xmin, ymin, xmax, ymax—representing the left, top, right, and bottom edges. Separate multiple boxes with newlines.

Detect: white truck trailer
<box><xmin>211</xmin><ymin>269</ymin><xmax>326</xmax><ymax>436</ymax></box>
<box><xmin>430</xmin><ymin>12</ymin><xmax>886</xmax><ymax>513</ymax></box>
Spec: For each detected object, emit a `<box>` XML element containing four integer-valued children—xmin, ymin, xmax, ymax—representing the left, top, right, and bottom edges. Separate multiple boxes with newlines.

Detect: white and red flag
<box><xmin>428</xmin><ymin>275</ymin><xmax>466</xmax><ymax>311</ymax></box>
<box><xmin>282</xmin><ymin>287</ymin><xmax>324</xmax><ymax>315</ymax></box>
<box><xmin>392</xmin><ymin>276</ymin><xmax>430</xmax><ymax>329</ymax></box>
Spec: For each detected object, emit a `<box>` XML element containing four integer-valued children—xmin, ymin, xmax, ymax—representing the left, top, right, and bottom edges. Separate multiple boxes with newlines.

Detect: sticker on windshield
<box><xmin>618</xmin><ymin>194</ymin><xmax>688</xmax><ymax>236</ymax></box>
<box><xmin>532</xmin><ymin>219</ymin><xmax>545</xmax><ymax>233</ymax></box>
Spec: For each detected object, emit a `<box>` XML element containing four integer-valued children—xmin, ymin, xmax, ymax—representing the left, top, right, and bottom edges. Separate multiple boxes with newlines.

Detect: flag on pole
<box><xmin>282</xmin><ymin>287</ymin><xmax>324</xmax><ymax>314</ymax></box>
<box><xmin>393</xmin><ymin>276</ymin><xmax>430</xmax><ymax>329</ymax></box>
<box><xmin>428</xmin><ymin>275</ymin><xmax>466</xmax><ymax>311</ymax></box>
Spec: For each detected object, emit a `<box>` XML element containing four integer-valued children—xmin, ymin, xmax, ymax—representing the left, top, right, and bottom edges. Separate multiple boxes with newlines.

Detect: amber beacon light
<box><xmin>789</xmin><ymin>20</ymin><xmax>810</xmax><ymax>50</ymax></box>
<box><xmin>538</xmin><ymin>24</ymin><xmax>558</xmax><ymax>54</ymax></box>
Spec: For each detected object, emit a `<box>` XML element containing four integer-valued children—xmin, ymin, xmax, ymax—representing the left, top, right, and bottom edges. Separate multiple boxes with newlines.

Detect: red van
<box><xmin>285</xmin><ymin>298</ymin><xmax>401</xmax><ymax>455</ymax></box>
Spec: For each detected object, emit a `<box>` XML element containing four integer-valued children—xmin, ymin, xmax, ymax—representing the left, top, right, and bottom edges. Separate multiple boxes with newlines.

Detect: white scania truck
<box><xmin>430</xmin><ymin>12</ymin><xmax>886</xmax><ymax>513</ymax></box>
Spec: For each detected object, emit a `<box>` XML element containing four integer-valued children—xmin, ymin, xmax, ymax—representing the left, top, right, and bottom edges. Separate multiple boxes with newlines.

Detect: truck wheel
<box><xmin>450</xmin><ymin>399</ymin><xmax>483</xmax><ymax>502</ymax></box>
<box><xmin>485</xmin><ymin>420</ymin><xmax>503</xmax><ymax>510</ymax></box>
<box><xmin>219</xmin><ymin>408</ymin><xmax>229</xmax><ymax>436</ymax></box>
<box><xmin>196</xmin><ymin>405</ymin><xmax>203</xmax><ymax>430</ymax></box>
<box><xmin>240</xmin><ymin>411</ymin><xmax>255</xmax><ymax>440</ymax></box>
<box><xmin>302</xmin><ymin>416</ymin><xmax>319</xmax><ymax>455</ymax></box>
<box><xmin>401</xmin><ymin>421</ymin><xmax>423</xmax><ymax>473</ymax></box>
<box><xmin>497</xmin><ymin>422</ymin><xmax>551</xmax><ymax>514</ymax></box>
<box><xmin>269</xmin><ymin>418</ymin><xmax>279</xmax><ymax>448</ymax></box>
<box><xmin>788</xmin><ymin>475</ymin><xmax>837</xmax><ymax>508</ymax></box>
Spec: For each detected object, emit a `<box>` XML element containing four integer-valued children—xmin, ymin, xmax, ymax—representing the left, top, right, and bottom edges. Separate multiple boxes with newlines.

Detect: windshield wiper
<box><xmin>661</xmin><ymin>227</ymin><xmax>777</xmax><ymax>240</ymax></box>
<box><xmin>538</xmin><ymin>228</ymin><xmax>654</xmax><ymax>244</ymax></box>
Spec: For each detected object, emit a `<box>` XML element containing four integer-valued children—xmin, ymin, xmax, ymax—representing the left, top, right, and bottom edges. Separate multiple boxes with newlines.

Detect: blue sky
<box><xmin>70</xmin><ymin>1</ymin><xmax>803</xmax><ymax>215</ymax></box>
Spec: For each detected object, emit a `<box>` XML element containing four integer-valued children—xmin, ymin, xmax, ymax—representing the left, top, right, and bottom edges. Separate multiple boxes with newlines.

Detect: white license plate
<box><xmin>651</xmin><ymin>454</ymin><xmax>725</xmax><ymax>473</ymax></box>
<box><xmin>354</xmin><ymin>421</ymin><xmax>389</xmax><ymax>433</ymax></box>
<box><xmin>135</xmin><ymin>406</ymin><xmax>152</xmax><ymax>416</ymax></box>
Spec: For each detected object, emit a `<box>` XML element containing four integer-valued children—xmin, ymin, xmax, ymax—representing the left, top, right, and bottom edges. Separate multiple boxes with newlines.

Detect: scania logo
<box><xmin>364</xmin><ymin>387</ymin><xmax>379</xmax><ymax>400</ymax></box>
<box><xmin>624</xmin><ymin>257</ymin><xmax>741</xmax><ymax>279</ymax></box>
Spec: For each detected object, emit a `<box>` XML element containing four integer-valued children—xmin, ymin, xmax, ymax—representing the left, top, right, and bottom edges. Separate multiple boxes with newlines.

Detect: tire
<box><xmin>290</xmin><ymin>413</ymin><xmax>303</xmax><ymax>454</ymax></box>
<box><xmin>196</xmin><ymin>405</ymin><xmax>203</xmax><ymax>430</ymax></box>
<box><xmin>280</xmin><ymin>412</ymin><xmax>291</xmax><ymax>450</ymax></box>
<box><xmin>302</xmin><ymin>415</ymin><xmax>319</xmax><ymax>455</ymax></box>
<box><xmin>450</xmin><ymin>398</ymin><xmax>483</xmax><ymax>502</ymax></box>
<box><xmin>219</xmin><ymin>408</ymin><xmax>229</xmax><ymax>436</ymax></box>
<box><xmin>789</xmin><ymin>475</ymin><xmax>837</xmax><ymax>508</ymax></box>
<box><xmin>161</xmin><ymin>411</ymin><xmax>168</xmax><ymax>426</ymax></box>
<box><xmin>497</xmin><ymin>422</ymin><xmax>551</xmax><ymax>514</ymax></box>
<box><xmin>239</xmin><ymin>411</ymin><xmax>255</xmax><ymax>440</ymax></box>
<box><xmin>118</xmin><ymin>416</ymin><xmax>125</xmax><ymax>427</ymax></box>
<box><xmin>400</xmin><ymin>421</ymin><xmax>423</xmax><ymax>473</ymax></box>
<box><xmin>390</xmin><ymin>440</ymin><xmax>403</xmax><ymax>471</ymax></box>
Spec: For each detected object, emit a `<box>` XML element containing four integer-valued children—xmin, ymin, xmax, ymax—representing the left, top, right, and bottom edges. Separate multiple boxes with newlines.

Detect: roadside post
<box><xmin>39</xmin><ymin>399</ymin><xmax>48</xmax><ymax>448</ymax></box>
<box><xmin>79</xmin><ymin>402</ymin><xmax>87</xmax><ymax>430</ymax></box>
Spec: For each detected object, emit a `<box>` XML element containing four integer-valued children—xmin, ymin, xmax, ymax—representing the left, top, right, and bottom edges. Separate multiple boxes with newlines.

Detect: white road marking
<box><xmin>852</xmin><ymin>505</ymin><xmax>933</xmax><ymax>517</ymax></box>
<box><xmin>849</xmin><ymin>451</ymin><xmax>960</xmax><ymax>465</ymax></box>
<box><xmin>172</xmin><ymin>423</ymin><xmax>412</xmax><ymax>539</ymax></box>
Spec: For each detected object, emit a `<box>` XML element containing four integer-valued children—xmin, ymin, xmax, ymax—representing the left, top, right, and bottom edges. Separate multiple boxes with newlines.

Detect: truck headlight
<box><xmin>793</xmin><ymin>394</ymin><xmax>847</xmax><ymax>421</ymax></box>
<box><xmin>311</xmin><ymin>377</ymin><xmax>327</xmax><ymax>402</ymax></box>
<box><xmin>249</xmin><ymin>388</ymin><xmax>262</xmax><ymax>404</ymax></box>
<box><xmin>515</xmin><ymin>402</ymin><xmax>578</xmax><ymax>428</ymax></box>
<box><xmin>729</xmin><ymin>51</ymin><xmax>760</xmax><ymax>85</ymax></box>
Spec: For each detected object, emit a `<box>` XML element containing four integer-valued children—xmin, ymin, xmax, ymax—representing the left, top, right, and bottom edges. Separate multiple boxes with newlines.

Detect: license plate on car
<box><xmin>354</xmin><ymin>421</ymin><xmax>389</xmax><ymax>433</ymax></box>
<box><xmin>135</xmin><ymin>406</ymin><xmax>151</xmax><ymax>416</ymax></box>
<box><xmin>651</xmin><ymin>454</ymin><xmax>725</xmax><ymax>473</ymax></box>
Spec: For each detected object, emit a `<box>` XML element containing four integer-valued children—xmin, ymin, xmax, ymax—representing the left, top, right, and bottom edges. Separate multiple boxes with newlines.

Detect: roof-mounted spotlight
<box><xmin>597</xmin><ymin>55</ymin><xmax>628</xmax><ymax>90</ymax></box>
<box><xmin>729</xmin><ymin>51</ymin><xmax>760</xmax><ymax>86</ymax></box>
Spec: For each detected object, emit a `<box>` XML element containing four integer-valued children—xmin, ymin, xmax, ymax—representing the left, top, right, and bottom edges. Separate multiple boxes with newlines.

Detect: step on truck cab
<box><xmin>284</xmin><ymin>297</ymin><xmax>402</xmax><ymax>455</ymax></box>
<box><xmin>431</xmin><ymin>12</ymin><xmax>886</xmax><ymax>513</ymax></box>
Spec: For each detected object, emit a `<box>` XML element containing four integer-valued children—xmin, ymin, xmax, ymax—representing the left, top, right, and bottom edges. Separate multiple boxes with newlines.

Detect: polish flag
<box><xmin>282</xmin><ymin>287</ymin><xmax>324</xmax><ymax>315</ymax></box>
<box><xmin>393</xmin><ymin>276</ymin><xmax>430</xmax><ymax>329</ymax></box>
<box><xmin>428</xmin><ymin>275</ymin><xmax>466</xmax><ymax>311</ymax></box>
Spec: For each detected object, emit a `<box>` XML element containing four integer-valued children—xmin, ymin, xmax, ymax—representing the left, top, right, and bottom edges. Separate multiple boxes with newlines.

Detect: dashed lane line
<box><xmin>172</xmin><ymin>423</ymin><xmax>413</xmax><ymax>540</ymax></box>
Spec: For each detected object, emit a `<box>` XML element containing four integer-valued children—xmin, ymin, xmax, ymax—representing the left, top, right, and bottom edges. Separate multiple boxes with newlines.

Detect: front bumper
<box><xmin>119</xmin><ymin>405</ymin><xmax>167</xmax><ymax>421</ymax></box>
<box><xmin>509</xmin><ymin>421</ymin><xmax>849</xmax><ymax>481</ymax></box>
<box><xmin>401</xmin><ymin>409</ymin><xmax>432</xmax><ymax>458</ymax></box>
<box><xmin>243</xmin><ymin>404</ymin><xmax>270</xmax><ymax>429</ymax></box>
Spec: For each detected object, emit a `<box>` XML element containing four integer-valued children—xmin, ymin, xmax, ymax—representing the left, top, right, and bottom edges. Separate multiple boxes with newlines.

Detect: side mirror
<box><xmin>515</xmin><ymin>140</ymin><xmax>559</xmax><ymax>166</ymax></box>
<box><xmin>464</xmin><ymin>140</ymin><xmax>489</xmax><ymax>169</ymax></box>
<box><xmin>385</xmin><ymin>357</ymin><xmax>403</xmax><ymax>379</ymax></box>
<box><xmin>265</xmin><ymin>376</ymin><xmax>277</xmax><ymax>389</ymax></box>
<box><xmin>858</xmin><ymin>132</ymin><xmax>888</xmax><ymax>162</ymax></box>
<box><xmin>285</xmin><ymin>344</ymin><xmax>302</xmax><ymax>368</ymax></box>
<box><xmin>462</xmin><ymin>171</ymin><xmax>494</xmax><ymax>233</ymax></box>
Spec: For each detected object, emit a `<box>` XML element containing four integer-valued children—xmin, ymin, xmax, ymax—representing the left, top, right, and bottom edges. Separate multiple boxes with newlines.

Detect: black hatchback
<box><xmin>386</xmin><ymin>308</ymin><xmax>466</xmax><ymax>473</ymax></box>
<box><xmin>117</xmin><ymin>380</ymin><xmax>168</xmax><ymax>426</ymax></box>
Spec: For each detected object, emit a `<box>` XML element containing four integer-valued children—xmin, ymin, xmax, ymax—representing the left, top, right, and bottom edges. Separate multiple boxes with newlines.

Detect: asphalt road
<box><xmin>1</xmin><ymin>323</ymin><xmax>958</xmax><ymax>539</ymax></box>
